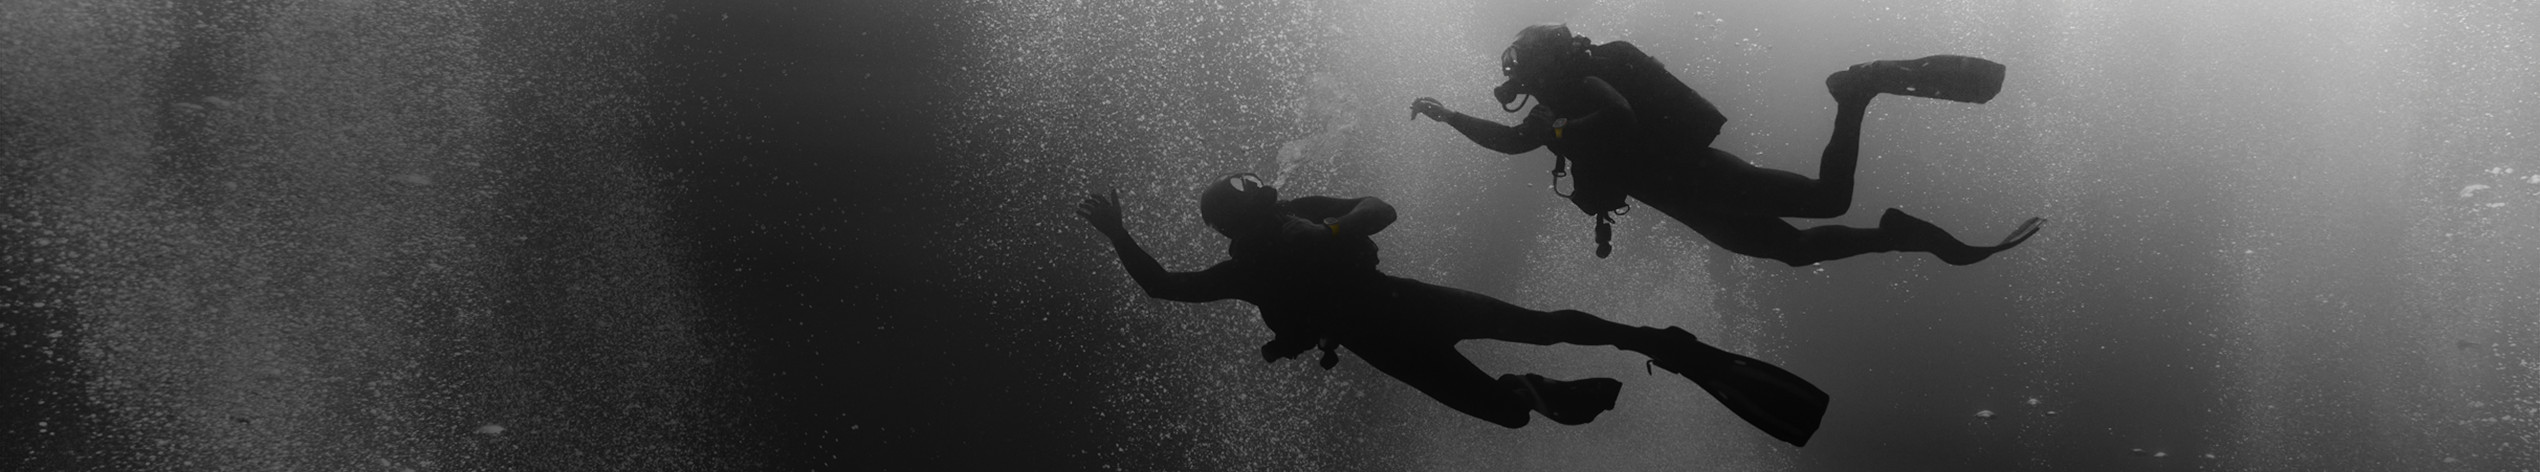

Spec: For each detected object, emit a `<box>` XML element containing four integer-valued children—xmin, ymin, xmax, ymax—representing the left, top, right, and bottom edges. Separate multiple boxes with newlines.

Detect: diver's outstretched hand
<box><xmin>1075</xmin><ymin>190</ymin><xmax>1129</xmax><ymax>240</ymax></box>
<box><xmin>1409</xmin><ymin>97</ymin><xmax>1452</xmax><ymax>122</ymax></box>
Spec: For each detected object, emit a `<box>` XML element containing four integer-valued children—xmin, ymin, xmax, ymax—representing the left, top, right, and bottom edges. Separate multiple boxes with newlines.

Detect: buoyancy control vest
<box><xmin>1225</xmin><ymin>209</ymin><xmax>1384</xmax><ymax>367</ymax></box>
<box><xmin>1546</xmin><ymin>41</ymin><xmax>1728</xmax><ymax>257</ymax></box>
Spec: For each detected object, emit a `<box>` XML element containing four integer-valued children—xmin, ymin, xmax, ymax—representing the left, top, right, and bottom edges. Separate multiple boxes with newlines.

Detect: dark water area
<box><xmin>658</xmin><ymin>1</ymin><xmax>1163</xmax><ymax>469</ymax></box>
<box><xmin>5</xmin><ymin>0</ymin><xmax>2539</xmax><ymax>471</ymax></box>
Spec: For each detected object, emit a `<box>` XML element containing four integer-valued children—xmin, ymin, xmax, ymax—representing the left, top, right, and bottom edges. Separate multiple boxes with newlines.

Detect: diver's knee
<box><xmin>1791</xmin><ymin>206</ymin><xmax>1846</xmax><ymax>219</ymax></box>
<box><xmin>1787</xmin><ymin>185</ymin><xmax>1853</xmax><ymax>218</ymax></box>
<box><xmin>1484</xmin><ymin>410</ymin><xmax>1531</xmax><ymax>429</ymax></box>
<box><xmin>1789</xmin><ymin>198</ymin><xmax>1851</xmax><ymax>219</ymax></box>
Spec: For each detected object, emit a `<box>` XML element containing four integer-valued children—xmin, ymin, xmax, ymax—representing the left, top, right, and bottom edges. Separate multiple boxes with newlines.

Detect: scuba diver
<box><xmin>1077</xmin><ymin>174</ymin><xmax>1828</xmax><ymax>445</ymax></box>
<box><xmin>1410</xmin><ymin>24</ymin><xmax>2046</xmax><ymax>266</ymax></box>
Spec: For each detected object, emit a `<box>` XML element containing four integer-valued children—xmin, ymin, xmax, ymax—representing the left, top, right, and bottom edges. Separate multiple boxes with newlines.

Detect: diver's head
<box><xmin>1199</xmin><ymin>173</ymin><xmax>1280</xmax><ymax>239</ymax></box>
<box><xmin>1495</xmin><ymin>24</ymin><xmax>1588</xmax><ymax>109</ymax></box>
<box><xmin>1503</xmin><ymin>24</ymin><xmax>1583</xmax><ymax>78</ymax></box>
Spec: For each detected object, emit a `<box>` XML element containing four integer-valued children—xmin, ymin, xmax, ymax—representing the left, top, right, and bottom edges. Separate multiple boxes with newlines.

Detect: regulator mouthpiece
<box><xmin>1494</xmin><ymin>83</ymin><xmax>1529</xmax><ymax>113</ymax></box>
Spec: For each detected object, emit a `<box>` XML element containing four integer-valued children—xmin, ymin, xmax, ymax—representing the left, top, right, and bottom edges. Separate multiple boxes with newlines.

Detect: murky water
<box><xmin>4</xmin><ymin>0</ymin><xmax>2535</xmax><ymax>470</ymax></box>
<box><xmin>4</xmin><ymin>1</ymin><xmax>759</xmax><ymax>469</ymax></box>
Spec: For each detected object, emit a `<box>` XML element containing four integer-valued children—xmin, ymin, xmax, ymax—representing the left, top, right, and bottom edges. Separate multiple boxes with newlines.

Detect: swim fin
<box><xmin>1644</xmin><ymin>328</ymin><xmax>1829</xmax><ymax>447</ymax></box>
<box><xmin>1880</xmin><ymin>208</ymin><xmax>2046</xmax><ymax>266</ymax></box>
<box><xmin>1848</xmin><ymin>55</ymin><xmax>2007</xmax><ymax>104</ymax></box>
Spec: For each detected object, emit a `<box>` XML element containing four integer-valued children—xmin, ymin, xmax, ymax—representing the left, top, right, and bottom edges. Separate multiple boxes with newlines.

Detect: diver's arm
<box><xmin>1414</xmin><ymin>97</ymin><xmax>1548</xmax><ymax>155</ymax></box>
<box><xmin>1330</xmin><ymin>197</ymin><xmax>1396</xmax><ymax>236</ymax></box>
<box><xmin>1549</xmin><ymin>77</ymin><xmax>1638</xmax><ymax>140</ymax></box>
<box><xmin>1442</xmin><ymin>112</ymin><xmax>1550</xmax><ymax>155</ymax></box>
<box><xmin>1077</xmin><ymin>191</ymin><xmax>1242</xmax><ymax>302</ymax></box>
<box><xmin>1107</xmin><ymin>233</ymin><xmax>1243</xmax><ymax>303</ymax></box>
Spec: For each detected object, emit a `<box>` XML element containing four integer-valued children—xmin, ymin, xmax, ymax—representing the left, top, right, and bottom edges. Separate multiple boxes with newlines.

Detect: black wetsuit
<box><xmin>1102</xmin><ymin>196</ymin><xmax>1658</xmax><ymax>428</ymax></box>
<box><xmin>1440</xmin><ymin>41</ymin><xmax>1904</xmax><ymax>266</ymax></box>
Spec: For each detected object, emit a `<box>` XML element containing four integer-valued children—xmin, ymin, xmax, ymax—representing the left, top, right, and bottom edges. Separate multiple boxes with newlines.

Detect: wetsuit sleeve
<box><xmin>1283</xmin><ymin>196</ymin><xmax>1397</xmax><ymax>236</ymax></box>
<box><xmin>1104</xmin><ymin>233</ymin><xmax>1243</xmax><ymax>303</ymax></box>
<box><xmin>1443</xmin><ymin>110</ymin><xmax>1550</xmax><ymax>155</ymax></box>
<box><xmin>1556</xmin><ymin>76</ymin><xmax>1639</xmax><ymax>139</ymax></box>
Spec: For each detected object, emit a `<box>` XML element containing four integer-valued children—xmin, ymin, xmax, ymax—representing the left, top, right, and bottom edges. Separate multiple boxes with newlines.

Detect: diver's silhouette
<box><xmin>1077</xmin><ymin>174</ymin><xmax>1826</xmax><ymax>445</ymax></box>
<box><xmin>1411</xmin><ymin>24</ymin><xmax>2045</xmax><ymax>266</ymax></box>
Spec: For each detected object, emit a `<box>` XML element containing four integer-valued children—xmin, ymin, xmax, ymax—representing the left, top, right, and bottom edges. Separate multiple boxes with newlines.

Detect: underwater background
<box><xmin>1</xmin><ymin>0</ymin><xmax>2534</xmax><ymax>470</ymax></box>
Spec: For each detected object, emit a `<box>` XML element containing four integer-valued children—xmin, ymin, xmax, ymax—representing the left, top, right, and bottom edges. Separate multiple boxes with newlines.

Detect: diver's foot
<box><xmin>1932</xmin><ymin>216</ymin><xmax>2046</xmax><ymax>265</ymax></box>
<box><xmin>1879</xmin><ymin>208</ymin><xmax>1979</xmax><ymax>265</ymax></box>
<box><xmin>1503</xmin><ymin>374</ymin><xmax>1623</xmax><ymax>426</ymax></box>
<box><xmin>1637</xmin><ymin>327</ymin><xmax>1720</xmax><ymax>378</ymax></box>
<box><xmin>1824</xmin><ymin>64</ymin><xmax>1885</xmax><ymax>104</ymax></box>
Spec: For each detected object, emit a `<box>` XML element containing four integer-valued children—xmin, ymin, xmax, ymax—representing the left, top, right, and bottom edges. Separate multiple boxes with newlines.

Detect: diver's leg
<box><xmin>1710</xmin><ymin>217</ymin><xmax>1884</xmax><ymax>267</ymax></box>
<box><xmin>1343</xmin><ymin>337</ymin><xmax>1533</xmax><ymax>428</ymax></box>
<box><xmin>1778</xmin><ymin>224</ymin><xmax>1892</xmax><ymax>266</ymax></box>
<box><xmin>1740</xmin><ymin>208</ymin><xmax>2047</xmax><ymax>266</ymax></box>
<box><xmin>1640</xmin><ymin>146</ymin><xmax>1853</xmax><ymax>220</ymax></box>
<box><xmin>1644</xmin><ymin>187</ymin><xmax>2041</xmax><ymax>266</ymax></box>
<box><xmin>1378</xmin><ymin>277</ymin><xmax>1658</xmax><ymax>347</ymax></box>
<box><xmin>1379</xmin><ymin>276</ymin><xmax>1732</xmax><ymax>375</ymax></box>
<box><xmin>1712</xmin><ymin>94</ymin><xmax>1872</xmax><ymax>218</ymax></box>
<box><xmin>1355</xmin><ymin>280</ymin><xmax>1639</xmax><ymax>426</ymax></box>
<box><xmin>1654</xmin><ymin>94</ymin><xmax>1872</xmax><ymax>218</ymax></box>
<box><xmin>1384</xmin><ymin>274</ymin><xmax>1836</xmax><ymax>442</ymax></box>
<box><xmin>1803</xmin><ymin>97</ymin><xmax>1873</xmax><ymax>218</ymax></box>
<box><xmin>1640</xmin><ymin>205</ymin><xmax>1862</xmax><ymax>266</ymax></box>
